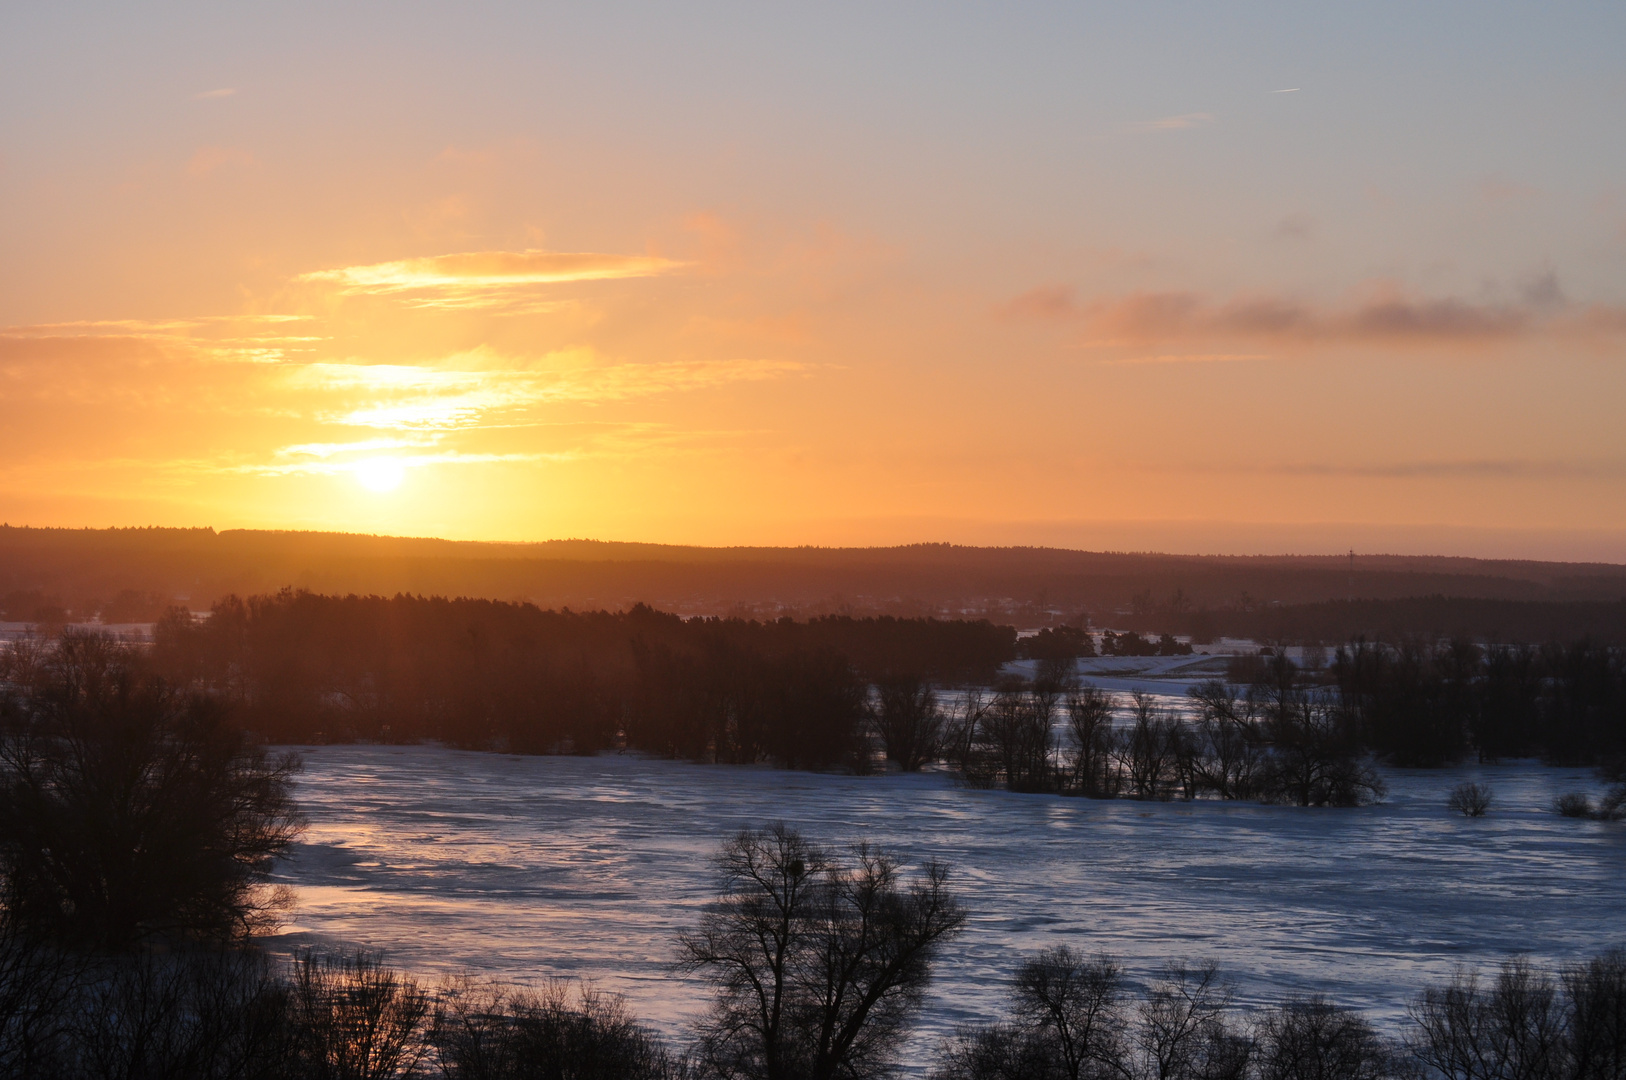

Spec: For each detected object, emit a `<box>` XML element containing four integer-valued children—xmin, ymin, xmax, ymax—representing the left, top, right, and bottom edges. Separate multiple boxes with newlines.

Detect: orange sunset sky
<box><xmin>4</xmin><ymin>3</ymin><xmax>1625</xmax><ymax>559</ymax></box>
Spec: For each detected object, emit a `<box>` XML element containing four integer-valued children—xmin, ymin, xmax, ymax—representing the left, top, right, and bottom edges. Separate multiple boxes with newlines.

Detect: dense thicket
<box><xmin>0</xmin><ymin>941</ymin><xmax>685</xmax><ymax>1080</ymax></box>
<box><xmin>132</xmin><ymin>589</ymin><xmax>1626</xmax><ymax>782</ymax></box>
<box><xmin>923</xmin><ymin>642</ymin><xmax>1625</xmax><ymax>800</ymax></box>
<box><xmin>1333</xmin><ymin>639</ymin><xmax>1626</xmax><ymax>767</ymax></box>
<box><xmin>0</xmin><ymin>631</ymin><xmax>302</xmax><ymax>950</ymax></box>
<box><xmin>148</xmin><ymin>590</ymin><xmax>1014</xmax><ymax>767</ymax></box>
<box><xmin>938</xmin><ymin>662</ymin><xmax>1386</xmax><ymax>806</ymax></box>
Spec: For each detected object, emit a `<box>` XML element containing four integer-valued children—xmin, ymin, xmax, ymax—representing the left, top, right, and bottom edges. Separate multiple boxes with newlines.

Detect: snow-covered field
<box><xmin>270</xmin><ymin>741</ymin><xmax>1626</xmax><ymax>1064</ymax></box>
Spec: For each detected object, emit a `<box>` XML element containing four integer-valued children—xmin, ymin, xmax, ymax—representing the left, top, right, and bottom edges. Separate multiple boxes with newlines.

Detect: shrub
<box><xmin>1446</xmin><ymin>782</ymin><xmax>1493</xmax><ymax>818</ymax></box>
<box><xmin>434</xmin><ymin>979</ymin><xmax>682</xmax><ymax>1080</ymax></box>
<box><xmin>1556</xmin><ymin>793</ymin><xmax>1596</xmax><ymax>819</ymax></box>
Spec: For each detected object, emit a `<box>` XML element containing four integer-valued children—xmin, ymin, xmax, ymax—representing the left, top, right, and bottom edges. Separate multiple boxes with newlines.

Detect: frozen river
<box><xmin>270</xmin><ymin>743</ymin><xmax>1626</xmax><ymax>1064</ymax></box>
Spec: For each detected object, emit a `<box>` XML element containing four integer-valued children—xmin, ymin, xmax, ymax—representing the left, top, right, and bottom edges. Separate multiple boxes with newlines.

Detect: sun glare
<box><xmin>354</xmin><ymin>457</ymin><xmax>406</xmax><ymax>492</ymax></box>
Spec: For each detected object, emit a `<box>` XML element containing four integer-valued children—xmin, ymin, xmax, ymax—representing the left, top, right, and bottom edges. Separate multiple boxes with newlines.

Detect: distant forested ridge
<box><xmin>5</xmin><ymin>525</ymin><xmax>1626</xmax><ymax>628</ymax></box>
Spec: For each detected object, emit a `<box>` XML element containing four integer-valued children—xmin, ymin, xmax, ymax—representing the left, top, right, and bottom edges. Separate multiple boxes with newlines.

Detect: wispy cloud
<box><xmin>0</xmin><ymin>317</ymin><xmax>323</xmax><ymax>366</ymax></box>
<box><xmin>247</xmin><ymin>443</ymin><xmax>559</xmax><ymax>478</ymax></box>
<box><xmin>1092</xmin><ymin>289</ymin><xmax>1525</xmax><ymax>342</ymax></box>
<box><xmin>1</xmin><ymin>319</ymin><xmax>202</xmax><ymax>337</ymax></box>
<box><xmin>1003</xmin><ymin>278</ymin><xmax>1626</xmax><ymax>349</ymax></box>
<box><xmin>274</xmin><ymin>437</ymin><xmax>435</xmax><ymax>460</ymax></box>
<box><xmin>193</xmin><ymin>88</ymin><xmax>237</xmax><ymax>100</ymax></box>
<box><xmin>293</xmin><ymin>355</ymin><xmax>809</xmax><ymax>432</ymax></box>
<box><xmin>300</xmin><ymin>249</ymin><xmax>685</xmax><ymax>305</ymax></box>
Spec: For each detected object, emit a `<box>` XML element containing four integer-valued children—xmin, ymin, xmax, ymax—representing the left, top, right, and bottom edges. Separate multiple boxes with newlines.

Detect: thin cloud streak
<box><xmin>275</xmin><ymin>437</ymin><xmax>436</xmax><ymax>460</ymax></box>
<box><xmin>232</xmin><ymin>450</ymin><xmax>562</xmax><ymax>478</ymax></box>
<box><xmin>300</xmin><ymin>249</ymin><xmax>686</xmax><ymax>295</ymax></box>
<box><xmin>297</xmin><ymin>356</ymin><xmax>809</xmax><ymax>431</ymax></box>
<box><xmin>0</xmin><ymin>317</ymin><xmax>324</xmax><ymax>366</ymax></box>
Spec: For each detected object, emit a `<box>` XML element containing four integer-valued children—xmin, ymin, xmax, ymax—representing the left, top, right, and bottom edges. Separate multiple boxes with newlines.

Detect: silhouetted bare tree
<box><xmin>982</xmin><ymin>679</ymin><xmax>1057</xmax><ymax>792</ymax></box>
<box><xmin>677</xmin><ymin>825</ymin><xmax>965</xmax><ymax>1080</ymax></box>
<box><xmin>1186</xmin><ymin>682</ymin><xmax>1268</xmax><ymax>802</ymax></box>
<box><xmin>68</xmin><ymin>949</ymin><xmax>294</xmax><ymax>1080</ymax></box>
<box><xmin>1011</xmin><ymin>948</ymin><xmax>1132</xmax><ymax>1080</ymax></box>
<box><xmin>1253</xmin><ymin>998</ymin><xmax>1396</xmax><ymax>1080</ymax></box>
<box><xmin>1064</xmin><ymin>685</ymin><xmax>1119</xmax><ymax>798</ymax></box>
<box><xmin>1260</xmin><ymin>691</ymin><xmax>1385</xmax><ymax>808</ymax></box>
<box><xmin>1135</xmin><ymin>962</ymin><xmax>1251</xmax><ymax>1080</ymax></box>
<box><xmin>1410</xmin><ymin>959</ymin><xmax>1567</xmax><ymax>1080</ymax></box>
<box><xmin>1122</xmin><ymin>693</ymin><xmax>1181</xmax><ymax>801</ymax></box>
<box><xmin>872</xmin><ymin>675</ymin><xmax>945</xmax><ymax>772</ymax></box>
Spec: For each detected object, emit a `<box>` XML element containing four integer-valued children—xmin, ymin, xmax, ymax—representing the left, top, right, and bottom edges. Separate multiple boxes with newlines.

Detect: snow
<box><xmin>271</xmin><ymin>743</ymin><xmax>1626</xmax><ymax>1069</ymax></box>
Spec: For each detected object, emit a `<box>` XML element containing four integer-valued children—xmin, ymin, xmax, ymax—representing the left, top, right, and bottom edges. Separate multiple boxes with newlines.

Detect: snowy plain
<box><xmin>270</xmin><ymin>740</ymin><xmax>1626</xmax><ymax>1068</ymax></box>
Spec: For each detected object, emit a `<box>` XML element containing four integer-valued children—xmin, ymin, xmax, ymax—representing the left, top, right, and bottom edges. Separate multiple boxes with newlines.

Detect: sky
<box><xmin>3</xmin><ymin>2</ymin><xmax>1625</xmax><ymax>559</ymax></box>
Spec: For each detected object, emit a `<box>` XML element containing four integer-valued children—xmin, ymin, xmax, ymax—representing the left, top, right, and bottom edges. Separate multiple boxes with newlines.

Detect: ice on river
<box><xmin>271</xmin><ymin>744</ymin><xmax>1625</xmax><ymax>1063</ymax></box>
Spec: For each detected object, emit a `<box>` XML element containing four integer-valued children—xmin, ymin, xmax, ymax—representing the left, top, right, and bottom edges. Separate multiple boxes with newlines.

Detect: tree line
<box><xmin>10</xmin><ymin>593</ymin><xmax>1626</xmax><ymax>793</ymax></box>
<box><xmin>870</xmin><ymin>643</ymin><xmax>1625</xmax><ymax>804</ymax></box>
<box><xmin>145</xmin><ymin>590</ymin><xmax>1015</xmax><ymax>769</ymax></box>
<box><xmin>1330</xmin><ymin>639</ymin><xmax>1626</xmax><ymax>767</ymax></box>
<box><xmin>876</xmin><ymin>662</ymin><xmax>1386</xmax><ymax>807</ymax></box>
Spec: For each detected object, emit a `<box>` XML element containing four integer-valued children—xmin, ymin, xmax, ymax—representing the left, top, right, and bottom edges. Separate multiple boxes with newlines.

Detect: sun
<box><xmin>353</xmin><ymin>457</ymin><xmax>406</xmax><ymax>493</ymax></box>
